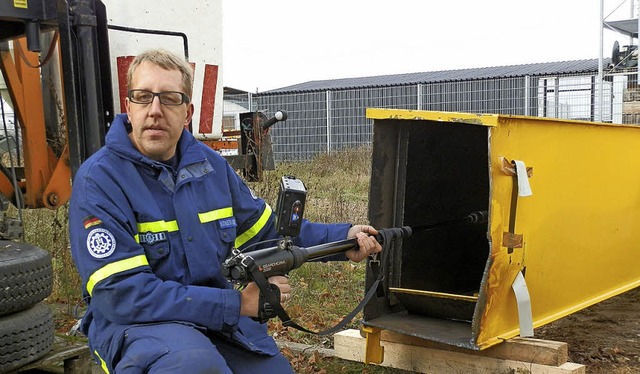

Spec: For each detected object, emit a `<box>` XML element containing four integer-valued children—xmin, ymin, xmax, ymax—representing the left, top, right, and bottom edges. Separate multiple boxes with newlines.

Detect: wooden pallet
<box><xmin>333</xmin><ymin>329</ymin><xmax>586</xmax><ymax>374</ymax></box>
<box><xmin>10</xmin><ymin>335</ymin><xmax>93</xmax><ymax>374</ymax></box>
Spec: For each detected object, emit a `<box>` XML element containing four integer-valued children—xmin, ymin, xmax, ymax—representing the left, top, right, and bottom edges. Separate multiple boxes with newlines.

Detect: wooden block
<box><xmin>380</xmin><ymin>329</ymin><xmax>569</xmax><ymax>366</ymax></box>
<box><xmin>334</xmin><ymin>329</ymin><xmax>368</xmax><ymax>362</ymax></box>
<box><xmin>334</xmin><ymin>329</ymin><xmax>585</xmax><ymax>374</ymax></box>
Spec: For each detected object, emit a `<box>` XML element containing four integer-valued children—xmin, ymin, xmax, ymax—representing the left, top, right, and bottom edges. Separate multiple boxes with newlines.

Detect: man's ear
<box><xmin>125</xmin><ymin>98</ymin><xmax>132</xmax><ymax>122</ymax></box>
<box><xmin>185</xmin><ymin>103</ymin><xmax>195</xmax><ymax>124</ymax></box>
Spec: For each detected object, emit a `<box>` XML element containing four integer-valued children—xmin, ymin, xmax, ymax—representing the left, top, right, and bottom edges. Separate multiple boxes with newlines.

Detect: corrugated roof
<box><xmin>262</xmin><ymin>59</ymin><xmax>605</xmax><ymax>94</ymax></box>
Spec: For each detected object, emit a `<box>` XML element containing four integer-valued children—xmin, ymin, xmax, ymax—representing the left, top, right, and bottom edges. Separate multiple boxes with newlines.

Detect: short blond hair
<box><xmin>127</xmin><ymin>49</ymin><xmax>194</xmax><ymax>98</ymax></box>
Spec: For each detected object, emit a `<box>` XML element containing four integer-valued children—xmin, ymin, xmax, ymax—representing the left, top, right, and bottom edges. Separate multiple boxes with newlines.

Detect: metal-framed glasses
<box><xmin>128</xmin><ymin>89</ymin><xmax>190</xmax><ymax>106</ymax></box>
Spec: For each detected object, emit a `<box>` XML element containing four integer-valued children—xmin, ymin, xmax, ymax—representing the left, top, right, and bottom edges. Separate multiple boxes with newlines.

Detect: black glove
<box><xmin>253</xmin><ymin>283</ymin><xmax>280</xmax><ymax>324</ymax></box>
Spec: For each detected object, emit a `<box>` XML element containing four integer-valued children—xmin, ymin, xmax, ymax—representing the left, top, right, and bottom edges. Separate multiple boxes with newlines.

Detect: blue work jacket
<box><xmin>69</xmin><ymin>114</ymin><xmax>350</xmax><ymax>371</ymax></box>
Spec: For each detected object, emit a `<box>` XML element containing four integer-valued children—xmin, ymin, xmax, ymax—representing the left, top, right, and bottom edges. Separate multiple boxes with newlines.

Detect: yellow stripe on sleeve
<box><xmin>86</xmin><ymin>254</ymin><xmax>149</xmax><ymax>296</ymax></box>
<box><xmin>235</xmin><ymin>204</ymin><xmax>273</xmax><ymax>249</ymax></box>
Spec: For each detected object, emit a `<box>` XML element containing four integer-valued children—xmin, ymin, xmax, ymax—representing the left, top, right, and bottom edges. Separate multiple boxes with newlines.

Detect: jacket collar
<box><xmin>106</xmin><ymin>113</ymin><xmax>207</xmax><ymax>170</ymax></box>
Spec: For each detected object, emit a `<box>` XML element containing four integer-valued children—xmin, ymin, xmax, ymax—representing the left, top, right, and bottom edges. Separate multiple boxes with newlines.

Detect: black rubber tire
<box><xmin>0</xmin><ymin>303</ymin><xmax>54</xmax><ymax>373</ymax></box>
<box><xmin>0</xmin><ymin>241</ymin><xmax>53</xmax><ymax>316</ymax></box>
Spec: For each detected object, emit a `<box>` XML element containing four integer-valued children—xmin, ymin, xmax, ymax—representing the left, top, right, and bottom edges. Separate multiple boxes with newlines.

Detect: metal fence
<box><xmin>225</xmin><ymin>71</ymin><xmax>631</xmax><ymax>163</ymax></box>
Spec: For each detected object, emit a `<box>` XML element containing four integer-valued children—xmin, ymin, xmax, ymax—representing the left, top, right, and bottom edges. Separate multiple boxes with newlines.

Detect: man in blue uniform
<box><xmin>69</xmin><ymin>49</ymin><xmax>382</xmax><ymax>373</ymax></box>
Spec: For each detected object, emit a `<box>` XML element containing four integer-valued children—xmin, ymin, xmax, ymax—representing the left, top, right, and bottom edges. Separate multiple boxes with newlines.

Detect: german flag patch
<box><xmin>83</xmin><ymin>215</ymin><xmax>102</xmax><ymax>229</ymax></box>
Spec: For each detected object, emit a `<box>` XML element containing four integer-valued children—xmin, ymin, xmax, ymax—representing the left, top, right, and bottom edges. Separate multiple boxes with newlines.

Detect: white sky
<box><xmin>222</xmin><ymin>0</ymin><xmax>634</xmax><ymax>93</ymax></box>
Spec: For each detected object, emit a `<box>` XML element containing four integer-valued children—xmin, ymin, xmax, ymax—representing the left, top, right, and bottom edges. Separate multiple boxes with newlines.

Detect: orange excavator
<box><xmin>0</xmin><ymin>1</ymin><xmax>283</xmax><ymax>371</ymax></box>
<box><xmin>0</xmin><ymin>0</ymin><xmax>280</xmax><ymax>236</ymax></box>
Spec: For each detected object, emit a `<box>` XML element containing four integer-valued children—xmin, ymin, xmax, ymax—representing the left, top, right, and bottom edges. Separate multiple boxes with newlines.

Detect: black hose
<box><xmin>412</xmin><ymin>210</ymin><xmax>488</xmax><ymax>233</ymax></box>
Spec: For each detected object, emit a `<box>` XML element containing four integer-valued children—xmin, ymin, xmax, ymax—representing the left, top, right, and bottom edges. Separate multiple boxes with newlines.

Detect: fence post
<box><xmin>417</xmin><ymin>84</ymin><xmax>422</xmax><ymax>110</ymax></box>
<box><xmin>326</xmin><ymin>90</ymin><xmax>332</xmax><ymax>153</ymax></box>
<box><xmin>554</xmin><ymin>77</ymin><xmax>560</xmax><ymax>118</ymax></box>
<box><xmin>524</xmin><ymin>75</ymin><xmax>530</xmax><ymax>116</ymax></box>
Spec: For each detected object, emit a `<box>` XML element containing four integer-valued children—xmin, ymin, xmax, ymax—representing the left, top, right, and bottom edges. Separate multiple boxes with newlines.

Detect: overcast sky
<box><xmin>222</xmin><ymin>0</ymin><xmax>631</xmax><ymax>93</ymax></box>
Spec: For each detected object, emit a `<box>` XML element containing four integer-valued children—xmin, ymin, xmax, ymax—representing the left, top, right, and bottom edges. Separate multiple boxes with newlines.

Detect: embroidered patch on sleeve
<box><xmin>87</xmin><ymin>228</ymin><xmax>116</xmax><ymax>258</ymax></box>
<box><xmin>218</xmin><ymin>217</ymin><xmax>237</xmax><ymax>229</ymax></box>
<box><xmin>83</xmin><ymin>215</ymin><xmax>103</xmax><ymax>229</ymax></box>
<box><xmin>139</xmin><ymin>232</ymin><xmax>167</xmax><ymax>245</ymax></box>
<box><xmin>249</xmin><ymin>188</ymin><xmax>258</xmax><ymax>200</ymax></box>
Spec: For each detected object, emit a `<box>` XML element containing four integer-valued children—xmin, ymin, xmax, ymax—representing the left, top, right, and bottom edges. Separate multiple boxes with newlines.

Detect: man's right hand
<box><xmin>239</xmin><ymin>275</ymin><xmax>291</xmax><ymax>317</ymax></box>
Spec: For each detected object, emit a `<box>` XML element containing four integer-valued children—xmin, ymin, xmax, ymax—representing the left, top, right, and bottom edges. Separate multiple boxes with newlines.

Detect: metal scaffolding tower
<box><xmin>600</xmin><ymin>0</ymin><xmax>639</xmax><ymax>122</ymax></box>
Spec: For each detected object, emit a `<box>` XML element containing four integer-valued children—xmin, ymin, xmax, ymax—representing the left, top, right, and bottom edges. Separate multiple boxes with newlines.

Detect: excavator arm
<box><xmin>0</xmin><ymin>0</ymin><xmax>279</xmax><ymax>240</ymax></box>
<box><xmin>0</xmin><ymin>0</ymin><xmax>111</xmax><ymax>238</ymax></box>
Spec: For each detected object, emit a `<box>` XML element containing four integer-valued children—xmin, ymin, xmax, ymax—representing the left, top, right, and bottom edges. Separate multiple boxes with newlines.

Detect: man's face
<box><xmin>125</xmin><ymin>61</ymin><xmax>194</xmax><ymax>161</ymax></box>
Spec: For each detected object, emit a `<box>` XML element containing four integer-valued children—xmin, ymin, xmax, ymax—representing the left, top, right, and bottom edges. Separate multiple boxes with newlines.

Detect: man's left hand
<box><xmin>345</xmin><ymin>225</ymin><xmax>383</xmax><ymax>262</ymax></box>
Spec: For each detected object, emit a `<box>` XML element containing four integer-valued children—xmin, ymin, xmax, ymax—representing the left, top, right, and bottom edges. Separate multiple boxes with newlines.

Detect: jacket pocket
<box><xmin>138</xmin><ymin>232</ymin><xmax>172</xmax><ymax>265</ymax></box>
<box><xmin>218</xmin><ymin>226</ymin><xmax>236</xmax><ymax>245</ymax></box>
<box><xmin>217</xmin><ymin>222</ymin><xmax>237</xmax><ymax>262</ymax></box>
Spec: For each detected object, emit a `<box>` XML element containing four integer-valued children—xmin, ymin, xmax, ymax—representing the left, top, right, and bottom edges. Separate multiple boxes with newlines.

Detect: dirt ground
<box><xmin>50</xmin><ymin>287</ymin><xmax>640</xmax><ymax>373</ymax></box>
<box><xmin>535</xmin><ymin>286</ymin><xmax>640</xmax><ymax>374</ymax></box>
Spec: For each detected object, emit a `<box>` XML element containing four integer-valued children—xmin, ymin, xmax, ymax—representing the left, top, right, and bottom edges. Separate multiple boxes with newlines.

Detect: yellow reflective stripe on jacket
<box><xmin>94</xmin><ymin>350</ymin><xmax>110</xmax><ymax>374</ymax></box>
<box><xmin>235</xmin><ymin>204</ymin><xmax>272</xmax><ymax>249</ymax></box>
<box><xmin>86</xmin><ymin>255</ymin><xmax>149</xmax><ymax>296</ymax></box>
<box><xmin>198</xmin><ymin>207</ymin><xmax>234</xmax><ymax>223</ymax></box>
<box><xmin>137</xmin><ymin>220</ymin><xmax>179</xmax><ymax>233</ymax></box>
<box><xmin>135</xmin><ymin>220</ymin><xmax>179</xmax><ymax>243</ymax></box>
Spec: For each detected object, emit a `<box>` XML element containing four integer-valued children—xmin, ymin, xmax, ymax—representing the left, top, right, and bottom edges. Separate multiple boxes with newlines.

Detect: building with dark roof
<box><xmin>225</xmin><ymin>58</ymin><xmax>630</xmax><ymax>162</ymax></box>
<box><xmin>263</xmin><ymin>59</ymin><xmax>604</xmax><ymax>94</ymax></box>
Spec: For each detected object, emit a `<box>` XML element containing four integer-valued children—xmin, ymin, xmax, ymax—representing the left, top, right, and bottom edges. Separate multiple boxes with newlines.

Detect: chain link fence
<box><xmin>226</xmin><ymin>71</ymin><xmax>632</xmax><ymax>163</ymax></box>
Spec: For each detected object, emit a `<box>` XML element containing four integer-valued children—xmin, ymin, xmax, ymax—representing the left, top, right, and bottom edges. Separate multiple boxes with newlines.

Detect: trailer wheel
<box><xmin>0</xmin><ymin>303</ymin><xmax>54</xmax><ymax>373</ymax></box>
<box><xmin>0</xmin><ymin>241</ymin><xmax>53</xmax><ymax>316</ymax></box>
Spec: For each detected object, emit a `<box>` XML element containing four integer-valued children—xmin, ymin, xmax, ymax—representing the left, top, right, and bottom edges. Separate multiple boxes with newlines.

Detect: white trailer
<box><xmin>102</xmin><ymin>0</ymin><xmax>224</xmax><ymax>139</ymax></box>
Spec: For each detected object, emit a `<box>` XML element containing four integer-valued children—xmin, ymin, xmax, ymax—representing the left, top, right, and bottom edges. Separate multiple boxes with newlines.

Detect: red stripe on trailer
<box><xmin>198</xmin><ymin>64</ymin><xmax>219</xmax><ymax>134</ymax></box>
<box><xmin>116</xmin><ymin>56</ymin><xmax>135</xmax><ymax>113</ymax></box>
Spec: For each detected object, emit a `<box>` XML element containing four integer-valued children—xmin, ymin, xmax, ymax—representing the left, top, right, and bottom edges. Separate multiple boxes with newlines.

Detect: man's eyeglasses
<box><xmin>128</xmin><ymin>90</ymin><xmax>190</xmax><ymax>106</ymax></box>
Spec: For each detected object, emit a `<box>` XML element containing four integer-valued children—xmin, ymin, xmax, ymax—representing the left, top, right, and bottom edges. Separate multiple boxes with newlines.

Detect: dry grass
<box><xmin>20</xmin><ymin>205</ymin><xmax>80</xmax><ymax>312</ymax></box>
<box><xmin>248</xmin><ymin>147</ymin><xmax>372</xmax><ymax>224</ymax></box>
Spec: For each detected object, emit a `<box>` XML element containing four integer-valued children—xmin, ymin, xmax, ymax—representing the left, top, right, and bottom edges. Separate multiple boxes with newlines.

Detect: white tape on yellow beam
<box><xmin>512</xmin><ymin>271</ymin><xmax>534</xmax><ymax>337</ymax></box>
<box><xmin>513</xmin><ymin>160</ymin><xmax>532</xmax><ymax>196</ymax></box>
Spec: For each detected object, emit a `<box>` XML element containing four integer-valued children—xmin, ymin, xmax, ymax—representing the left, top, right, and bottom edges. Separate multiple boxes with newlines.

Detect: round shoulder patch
<box><xmin>87</xmin><ymin>228</ymin><xmax>117</xmax><ymax>259</ymax></box>
<box><xmin>249</xmin><ymin>188</ymin><xmax>258</xmax><ymax>200</ymax></box>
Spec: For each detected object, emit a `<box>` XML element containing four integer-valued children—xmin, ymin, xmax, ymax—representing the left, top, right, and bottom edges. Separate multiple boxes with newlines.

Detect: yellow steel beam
<box><xmin>366</xmin><ymin>108</ymin><xmax>640</xmax><ymax>351</ymax></box>
<box><xmin>362</xmin><ymin>326</ymin><xmax>384</xmax><ymax>364</ymax></box>
<box><xmin>366</xmin><ymin>107</ymin><xmax>500</xmax><ymax>127</ymax></box>
<box><xmin>478</xmin><ymin>112</ymin><xmax>640</xmax><ymax>348</ymax></box>
<box><xmin>389</xmin><ymin>287</ymin><xmax>478</xmax><ymax>302</ymax></box>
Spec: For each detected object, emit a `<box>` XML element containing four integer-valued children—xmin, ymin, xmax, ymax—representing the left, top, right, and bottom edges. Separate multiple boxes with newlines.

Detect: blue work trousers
<box><xmin>112</xmin><ymin>322</ymin><xmax>293</xmax><ymax>373</ymax></box>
